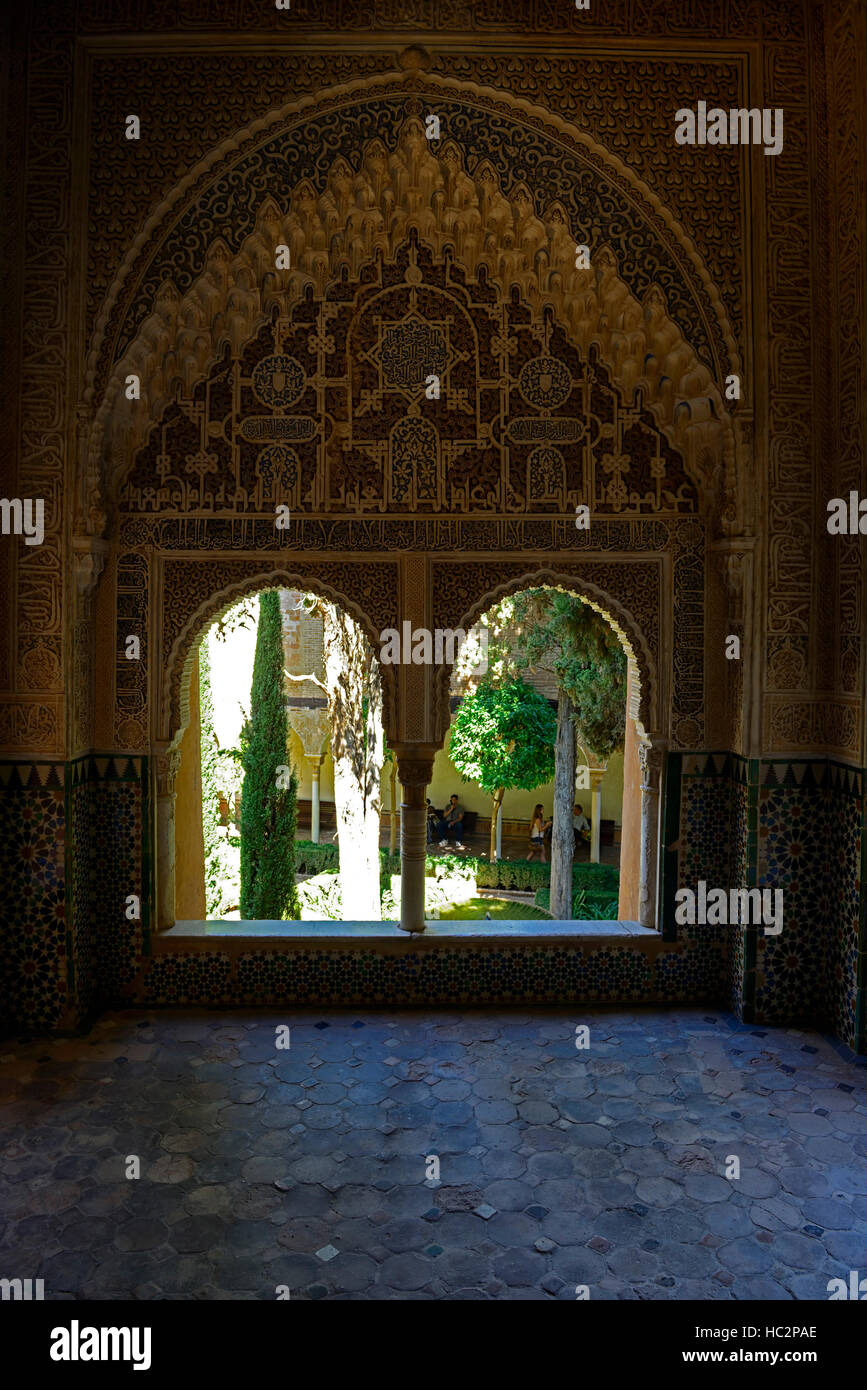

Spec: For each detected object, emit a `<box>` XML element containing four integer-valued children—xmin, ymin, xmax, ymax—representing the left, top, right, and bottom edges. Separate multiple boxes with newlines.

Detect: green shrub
<box><xmin>295</xmin><ymin>841</ymin><xmax>339</xmax><ymax>875</ymax></box>
<box><xmin>297</xmin><ymin>870</ymin><xmax>343</xmax><ymax>920</ymax></box>
<box><xmin>294</xmin><ymin>824</ymin><xmax>623</xmax><ymax>923</ymax></box>
<box><xmin>378</xmin><ymin>848</ymin><xmax>401</xmax><ymax>878</ymax></box>
<box><xmin>325</xmin><ymin>844</ymin><xmax>619</xmax><ymax>904</ymax></box>
<box><xmin>535</xmin><ymin>885</ymin><xmax>620</xmax><ymax>920</ymax></box>
<box><xmin>199</xmin><ymin>636</ymin><xmax>233</xmax><ymax>917</ymax></box>
<box><xmin>436</xmin><ymin>854</ymin><xmax>549</xmax><ymax>893</ymax></box>
<box><xmin>570</xmin><ymin>862</ymin><xmax>620</xmax><ymax>891</ymax></box>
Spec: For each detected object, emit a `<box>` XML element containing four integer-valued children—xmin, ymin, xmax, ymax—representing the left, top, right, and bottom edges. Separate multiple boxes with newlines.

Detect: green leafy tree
<box><xmin>240</xmin><ymin>590</ymin><xmax>301</xmax><ymax>920</ymax></box>
<box><xmin>448</xmin><ymin>677</ymin><xmax>557</xmax><ymax>861</ymax></box>
<box><xmin>515</xmin><ymin>592</ymin><xmax>627</xmax><ymax>752</ymax></box>
<box><xmin>513</xmin><ymin>590</ymin><xmax>627</xmax><ymax>917</ymax></box>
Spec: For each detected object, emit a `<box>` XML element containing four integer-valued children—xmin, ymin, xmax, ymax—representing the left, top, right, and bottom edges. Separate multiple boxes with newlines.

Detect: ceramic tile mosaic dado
<box><xmin>658</xmin><ymin>753</ymin><xmax>865</xmax><ymax>1043</ymax></box>
<box><xmin>664</xmin><ymin>755</ymin><xmax>864</xmax><ymax>1049</ymax></box>
<box><xmin>1</xmin><ymin>752</ymin><xmax>865</xmax><ymax>1054</ymax></box>
<box><xmin>660</xmin><ymin>752</ymin><xmax>754</xmax><ymax>1016</ymax></box>
<box><xmin>70</xmin><ymin>756</ymin><xmax>150</xmax><ymax>1021</ymax></box>
<box><xmin>0</xmin><ymin>756</ymin><xmax>150</xmax><ymax>1035</ymax></box>
<box><xmin>756</xmin><ymin>760</ymin><xmax>862</xmax><ymax>1050</ymax></box>
<box><xmin>141</xmin><ymin>938</ymin><xmax>714</xmax><ymax>1010</ymax></box>
<box><xmin>0</xmin><ymin>764</ymin><xmax>68</xmax><ymax>1032</ymax></box>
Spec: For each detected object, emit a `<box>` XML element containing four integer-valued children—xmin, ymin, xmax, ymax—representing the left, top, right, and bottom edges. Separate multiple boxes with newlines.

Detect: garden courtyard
<box><xmin>178</xmin><ymin>585</ymin><xmax>631</xmax><ymax>929</ymax></box>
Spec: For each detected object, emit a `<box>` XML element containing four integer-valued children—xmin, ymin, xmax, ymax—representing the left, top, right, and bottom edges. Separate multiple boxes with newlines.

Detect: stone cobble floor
<box><xmin>2</xmin><ymin>1008</ymin><xmax>866</xmax><ymax>1300</ymax></box>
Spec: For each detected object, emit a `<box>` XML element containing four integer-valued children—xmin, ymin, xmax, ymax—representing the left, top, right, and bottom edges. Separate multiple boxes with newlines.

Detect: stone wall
<box><xmin>0</xmin><ymin>0</ymin><xmax>865</xmax><ymax>1047</ymax></box>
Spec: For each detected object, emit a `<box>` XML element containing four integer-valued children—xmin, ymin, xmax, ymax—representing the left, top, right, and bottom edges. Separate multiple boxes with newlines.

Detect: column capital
<box><xmin>154</xmin><ymin>742</ymin><xmax>182</xmax><ymax>798</ymax></box>
<box><xmin>638</xmin><ymin>739</ymin><xmax>665</xmax><ymax>793</ymax></box>
<box><xmin>393</xmin><ymin>745</ymin><xmax>438</xmax><ymax>787</ymax></box>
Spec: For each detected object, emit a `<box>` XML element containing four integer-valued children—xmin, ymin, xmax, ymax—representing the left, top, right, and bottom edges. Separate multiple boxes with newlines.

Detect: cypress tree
<box><xmin>240</xmin><ymin>590</ymin><xmax>301</xmax><ymax>920</ymax></box>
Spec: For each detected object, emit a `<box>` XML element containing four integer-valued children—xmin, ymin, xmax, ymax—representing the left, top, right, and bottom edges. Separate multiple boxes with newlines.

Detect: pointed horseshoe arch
<box><xmin>80</xmin><ymin>68</ymin><xmax>741</xmax><ymax>533</ymax></box>
<box><xmin>433</xmin><ymin>567</ymin><xmax>658</xmax><ymax>745</ymax></box>
<box><xmin>163</xmin><ymin>568</ymin><xmax>396</xmax><ymax>747</ymax></box>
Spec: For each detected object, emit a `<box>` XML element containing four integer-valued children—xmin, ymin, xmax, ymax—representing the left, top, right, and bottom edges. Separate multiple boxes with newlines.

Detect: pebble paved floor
<box><xmin>2</xmin><ymin>1008</ymin><xmax>866</xmax><ymax>1300</ymax></box>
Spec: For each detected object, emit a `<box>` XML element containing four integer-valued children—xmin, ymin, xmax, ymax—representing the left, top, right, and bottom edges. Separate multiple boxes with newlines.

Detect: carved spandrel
<box><xmin>101</xmin><ymin>109</ymin><xmax>729</xmax><ymax>522</ymax></box>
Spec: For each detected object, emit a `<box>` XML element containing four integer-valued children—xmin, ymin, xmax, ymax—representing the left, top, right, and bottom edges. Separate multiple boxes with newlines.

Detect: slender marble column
<box><xmin>307</xmin><ymin>755</ymin><xmax>323</xmax><ymax>844</ymax></box>
<box><xmin>638</xmin><ymin>742</ymin><xmax>664</xmax><ymax>928</ymax></box>
<box><xmin>396</xmin><ymin>757</ymin><xmax>434</xmax><ymax>934</ymax></box>
<box><xmin>589</xmin><ymin>769</ymin><xmax>605</xmax><ymax>864</ymax></box>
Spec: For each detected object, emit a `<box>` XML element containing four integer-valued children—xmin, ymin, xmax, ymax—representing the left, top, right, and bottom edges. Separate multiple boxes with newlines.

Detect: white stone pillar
<box><xmin>589</xmin><ymin>769</ymin><xmax>605</xmax><ymax>864</ymax></box>
<box><xmin>307</xmin><ymin>755</ymin><xmax>323</xmax><ymax>844</ymax></box>
<box><xmin>388</xmin><ymin>760</ymin><xmax>399</xmax><ymax>855</ymax></box>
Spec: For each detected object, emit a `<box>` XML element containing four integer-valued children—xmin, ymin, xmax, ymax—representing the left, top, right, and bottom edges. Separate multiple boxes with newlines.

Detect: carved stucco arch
<box><xmin>80</xmin><ymin>67</ymin><xmax>741</xmax><ymax>535</ymax></box>
<box><xmin>163</xmin><ymin>567</ymin><xmax>395</xmax><ymax>748</ymax></box>
<box><xmin>433</xmin><ymin>567</ymin><xmax>658</xmax><ymax>747</ymax></box>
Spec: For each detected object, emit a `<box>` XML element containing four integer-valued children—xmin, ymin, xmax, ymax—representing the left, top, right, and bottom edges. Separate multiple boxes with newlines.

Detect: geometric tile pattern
<box><xmin>666</xmin><ymin>755</ymin><xmax>864</xmax><ymax>1052</ymax></box>
<box><xmin>0</xmin><ymin>757</ymin><xmax>148</xmax><ymax>1035</ymax></box>
<box><xmin>70</xmin><ymin>776</ymin><xmax>145</xmax><ymax>1017</ymax></box>
<box><xmin>0</xmin><ymin>784</ymin><xmax>67</xmax><ymax>1031</ymax></box>
<box><xmin>1</xmin><ymin>754</ymin><xmax>864</xmax><ymax>1056</ymax></box>
<box><xmin>822</xmin><ymin>787</ymin><xmax>861</xmax><ymax>1050</ymax></box>
<box><xmin>2</xmin><ymin>1008</ymin><xmax>865</xmax><ymax>1300</ymax></box>
<box><xmin>757</xmin><ymin>781</ymin><xmax>829</xmax><ymax>1030</ymax></box>
<box><xmin>757</xmin><ymin>763</ymin><xmax>863</xmax><ymax>1050</ymax></box>
<box><xmin>141</xmin><ymin>941</ymin><xmax>722</xmax><ymax>1011</ymax></box>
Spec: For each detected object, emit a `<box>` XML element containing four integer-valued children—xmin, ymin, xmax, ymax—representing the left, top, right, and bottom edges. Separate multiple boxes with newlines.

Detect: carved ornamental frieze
<box><xmin>121</xmin><ymin>235</ymin><xmax>699</xmax><ymax>524</ymax></box>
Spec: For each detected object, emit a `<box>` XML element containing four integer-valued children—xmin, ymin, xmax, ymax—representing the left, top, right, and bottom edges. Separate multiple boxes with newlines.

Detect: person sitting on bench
<box><xmin>573</xmin><ymin>802</ymin><xmax>591</xmax><ymax>849</ymax></box>
<box><xmin>437</xmin><ymin>794</ymin><xmax>466</xmax><ymax>850</ymax></box>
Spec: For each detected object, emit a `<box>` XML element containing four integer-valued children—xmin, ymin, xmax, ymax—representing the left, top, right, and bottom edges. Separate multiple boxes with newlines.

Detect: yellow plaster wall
<box><xmin>428</xmin><ymin>740</ymin><xmax>624</xmax><ymax>827</ymax></box>
<box><xmin>289</xmin><ymin>729</ymin><xmax>334</xmax><ymax>801</ymax></box>
<box><xmin>288</xmin><ymin>734</ymin><xmax>624</xmax><ymax>828</ymax></box>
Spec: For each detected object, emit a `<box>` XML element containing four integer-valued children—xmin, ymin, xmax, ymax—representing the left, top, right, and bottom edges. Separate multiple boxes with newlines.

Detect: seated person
<box><xmin>573</xmin><ymin>802</ymin><xmax>591</xmax><ymax>847</ymax></box>
<box><xmin>437</xmin><ymin>794</ymin><xmax>466</xmax><ymax>850</ymax></box>
<box><xmin>527</xmin><ymin>803</ymin><xmax>552</xmax><ymax>862</ymax></box>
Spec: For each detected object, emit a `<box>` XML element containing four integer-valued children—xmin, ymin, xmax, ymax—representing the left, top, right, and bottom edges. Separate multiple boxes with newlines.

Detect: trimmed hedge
<box><xmin>379</xmin><ymin>849</ymin><xmax>401</xmax><ymax>879</ymax></box>
<box><xmin>571</xmin><ymin>862</ymin><xmax>620</xmax><ymax>891</ymax></box>
<box><xmin>294</xmin><ymin>841</ymin><xmax>339</xmax><ymax>875</ymax></box>
<box><xmin>301</xmin><ymin>845</ymin><xmax>619</xmax><ymax>895</ymax></box>
<box><xmin>426</xmin><ymin>853</ymin><xmax>619</xmax><ymax>895</ymax></box>
<box><xmin>372</xmin><ymin>851</ymin><xmax>549</xmax><ymax>891</ymax></box>
<box><xmin>297</xmin><ymin>843</ymin><xmax>620</xmax><ymax>916</ymax></box>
